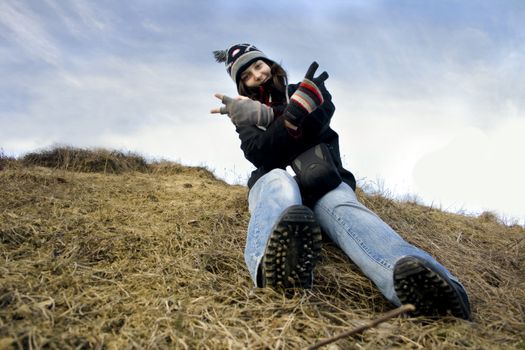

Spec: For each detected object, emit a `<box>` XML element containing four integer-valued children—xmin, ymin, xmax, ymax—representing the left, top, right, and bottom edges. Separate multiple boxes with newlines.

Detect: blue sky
<box><xmin>1</xmin><ymin>0</ymin><xmax>524</xmax><ymax>223</ymax></box>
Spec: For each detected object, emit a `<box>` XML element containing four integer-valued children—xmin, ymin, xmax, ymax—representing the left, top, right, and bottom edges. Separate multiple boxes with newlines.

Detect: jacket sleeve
<box><xmin>236</xmin><ymin>117</ymin><xmax>308</xmax><ymax>169</ymax></box>
<box><xmin>297</xmin><ymin>82</ymin><xmax>336</xmax><ymax>136</ymax></box>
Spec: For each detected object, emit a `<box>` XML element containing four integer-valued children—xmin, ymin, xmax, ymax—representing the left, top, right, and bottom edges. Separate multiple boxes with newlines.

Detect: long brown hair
<box><xmin>237</xmin><ymin>61</ymin><xmax>288</xmax><ymax>101</ymax></box>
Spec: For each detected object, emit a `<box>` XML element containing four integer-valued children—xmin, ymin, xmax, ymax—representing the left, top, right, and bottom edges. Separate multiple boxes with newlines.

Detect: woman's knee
<box><xmin>249</xmin><ymin>169</ymin><xmax>300</xmax><ymax>206</ymax></box>
<box><xmin>266</xmin><ymin>168</ymin><xmax>293</xmax><ymax>181</ymax></box>
<box><xmin>259</xmin><ymin>169</ymin><xmax>296</xmax><ymax>190</ymax></box>
<box><xmin>316</xmin><ymin>182</ymin><xmax>359</xmax><ymax>208</ymax></box>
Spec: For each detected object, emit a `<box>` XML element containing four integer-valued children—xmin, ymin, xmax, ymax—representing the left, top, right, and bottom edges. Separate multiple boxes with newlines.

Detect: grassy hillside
<box><xmin>1</xmin><ymin>147</ymin><xmax>524</xmax><ymax>349</ymax></box>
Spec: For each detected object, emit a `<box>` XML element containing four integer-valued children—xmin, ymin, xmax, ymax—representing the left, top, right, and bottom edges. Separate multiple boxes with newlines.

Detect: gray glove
<box><xmin>219</xmin><ymin>95</ymin><xmax>274</xmax><ymax>127</ymax></box>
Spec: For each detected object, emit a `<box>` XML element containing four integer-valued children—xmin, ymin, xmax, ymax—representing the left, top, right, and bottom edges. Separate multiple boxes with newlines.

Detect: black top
<box><xmin>236</xmin><ymin>82</ymin><xmax>356</xmax><ymax>193</ymax></box>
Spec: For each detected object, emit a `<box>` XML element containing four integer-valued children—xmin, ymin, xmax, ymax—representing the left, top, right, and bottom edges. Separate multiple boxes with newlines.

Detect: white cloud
<box><xmin>101</xmin><ymin>119</ymin><xmax>254</xmax><ymax>184</ymax></box>
<box><xmin>413</xmin><ymin>118</ymin><xmax>525</xmax><ymax>221</ymax></box>
<box><xmin>0</xmin><ymin>50</ymin><xmax>248</xmax><ymax>181</ymax></box>
<box><xmin>329</xmin><ymin>74</ymin><xmax>525</xmax><ymax>223</ymax></box>
<box><xmin>2</xmin><ymin>0</ymin><xmax>524</xmax><ymax>224</ymax></box>
<box><xmin>69</xmin><ymin>0</ymin><xmax>109</xmax><ymax>31</ymax></box>
<box><xmin>1</xmin><ymin>55</ymin><xmax>226</xmax><ymax>139</ymax></box>
<box><xmin>0</xmin><ymin>1</ymin><xmax>61</xmax><ymax>65</ymax></box>
<box><xmin>329</xmin><ymin>79</ymin><xmax>468</xmax><ymax>186</ymax></box>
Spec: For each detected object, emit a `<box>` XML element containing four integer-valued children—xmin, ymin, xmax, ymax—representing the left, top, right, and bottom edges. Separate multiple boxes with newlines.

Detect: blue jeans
<box><xmin>244</xmin><ymin>169</ymin><xmax>464</xmax><ymax>305</ymax></box>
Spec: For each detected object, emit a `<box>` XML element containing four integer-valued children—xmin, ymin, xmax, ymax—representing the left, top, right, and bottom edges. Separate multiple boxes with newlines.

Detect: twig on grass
<box><xmin>307</xmin><ymin>304</ymin><xmax>415</xmax><ymax>350</ymax></box>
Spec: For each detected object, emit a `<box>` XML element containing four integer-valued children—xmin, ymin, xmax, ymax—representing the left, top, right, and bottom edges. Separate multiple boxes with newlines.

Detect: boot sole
<box><xmin>262</xmin><ymin>205</ymin><xmax>322</xmax><ymax>289</ymax></box>
<box><xmin>394</xmin><ymin>256</ymin><xmax>470</xmax><ymax>320</ymax></box>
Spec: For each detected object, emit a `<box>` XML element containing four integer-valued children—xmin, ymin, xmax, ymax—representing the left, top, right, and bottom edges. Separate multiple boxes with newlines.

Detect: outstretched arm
<box><xmin>283</xmin><ymin>62</ymin><xmax>329</xmax><ymax>131</ymax></box>
<box><xmin>211</xmin><ymin>93</ymin><xmax>274</xmax><ymax>128</ymax></box>
<box><xmin>289</xmin><ymin>81</ymin><xmax>335</xmax><ymax>137</ymax></box>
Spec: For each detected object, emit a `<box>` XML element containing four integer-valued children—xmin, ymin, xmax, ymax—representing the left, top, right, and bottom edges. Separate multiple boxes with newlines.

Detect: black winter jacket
<box><xmin>236</xmin><ymin>82</ymin><xmax>356</xmax><ymax>194</ymax></box>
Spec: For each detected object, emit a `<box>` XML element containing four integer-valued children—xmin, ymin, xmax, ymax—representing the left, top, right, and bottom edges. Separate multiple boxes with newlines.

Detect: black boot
<box><xmin>393</xmin><ymin>255</ymin><xmax>471</xmax><ymax>320</ymax></box>
<box><xmin>260</xmin><ymin>205</ymin><xmax>322</xmax><ymax>289</ymax></box>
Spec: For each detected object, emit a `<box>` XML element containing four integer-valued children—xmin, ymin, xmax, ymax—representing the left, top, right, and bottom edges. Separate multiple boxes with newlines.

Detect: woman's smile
<box><xmin>241</xmin><ymin>60</ymin><xmax>272</xmax><ymax>88</ymax></box>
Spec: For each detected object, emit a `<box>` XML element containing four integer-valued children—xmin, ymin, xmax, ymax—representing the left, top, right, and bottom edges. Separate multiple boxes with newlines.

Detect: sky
<box><xmin>1</xmin><ymin>0</ymin><xmax>524</xmax><ymax>224</ymax></box>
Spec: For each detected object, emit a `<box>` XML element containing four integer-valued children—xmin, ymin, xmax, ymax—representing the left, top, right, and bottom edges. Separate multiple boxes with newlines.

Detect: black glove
<box><xmin>218</xmin><ymin>95</ymin><xmax>274</xmax><ymax>127</ymax></box>
<box><xmin>284</xmin><ymin>62</ymin><xmax>329</xmax><ymax>128</ymax></box>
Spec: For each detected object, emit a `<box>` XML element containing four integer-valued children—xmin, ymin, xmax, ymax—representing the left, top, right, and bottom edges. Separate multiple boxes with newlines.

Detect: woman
<box><xmin>211</xmin><ymin>43</ymin><xmax>471</xmax><ymax>320</ymax></box>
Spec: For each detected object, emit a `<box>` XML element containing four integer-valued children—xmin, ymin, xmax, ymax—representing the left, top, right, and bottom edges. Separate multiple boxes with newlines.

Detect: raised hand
<box><xmin>211</xmin><ymin>93</ymin><xmax>274</xmax><ymax>127</ymax></box>
<box><xmin>303</xmin><ymin>61</ymin><xmax>329</xmax><ymax>86</ymax></box>
<box><xmin>284</xmin><ymin>62</ymin><xmax>329</xmax><ymax>129</ymax></box>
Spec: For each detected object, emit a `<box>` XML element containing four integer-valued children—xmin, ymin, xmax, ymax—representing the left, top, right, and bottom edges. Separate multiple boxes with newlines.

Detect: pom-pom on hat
<box><xmin>213</xmin><ymin>43</ymin><xmax>273</xmax><ymax>85</ymax></box>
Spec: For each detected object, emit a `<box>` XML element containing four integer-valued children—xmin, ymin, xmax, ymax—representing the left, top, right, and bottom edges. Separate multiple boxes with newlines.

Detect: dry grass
<box><xmin>20</xmin><ymin>146</ymin><xmax>149</xmax><ymax>174</ymax></box>
<box><xmin>1</xmin><ymin>147</ymin><xmax>524</xmax><ymax>349</ymax></box>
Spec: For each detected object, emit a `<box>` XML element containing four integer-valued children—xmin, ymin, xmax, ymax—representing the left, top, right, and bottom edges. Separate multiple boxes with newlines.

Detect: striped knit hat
<box><xmin>213</xmin><ymin>43</ymin><xmax>274</xmax><ymax>85</ymax></box>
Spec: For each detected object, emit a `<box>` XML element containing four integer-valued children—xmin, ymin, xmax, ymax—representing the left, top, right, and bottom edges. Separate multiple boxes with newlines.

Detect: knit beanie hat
<box><xmin>213</xmin><ymin>43</ymin><xmax>274</xmax><ymax>85</ymax></box>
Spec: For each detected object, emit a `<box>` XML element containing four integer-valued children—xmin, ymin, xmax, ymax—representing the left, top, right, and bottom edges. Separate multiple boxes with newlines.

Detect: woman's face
<box><xmin>240</xmin><ymin>60</ymin><xmax>272</xmax><ymax>88</ymax></box>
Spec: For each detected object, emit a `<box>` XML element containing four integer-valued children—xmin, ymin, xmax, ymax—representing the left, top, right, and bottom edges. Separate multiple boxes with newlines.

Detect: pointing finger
<box><xmin>221</xmin><ymin>95</ymin><xmax>233</xmax><ymax>104</ymax></box>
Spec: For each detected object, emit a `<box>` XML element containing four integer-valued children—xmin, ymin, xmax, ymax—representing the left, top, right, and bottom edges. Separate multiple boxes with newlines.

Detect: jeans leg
<box><xmin>244</xmin><ymin>169</ymin><xmax>302</xmax><ymax>286</ymax></box>
<box><xmin>313</xmin><ymin>182</ymin><xmax>464</xmax><ymax>305</ymax></box>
